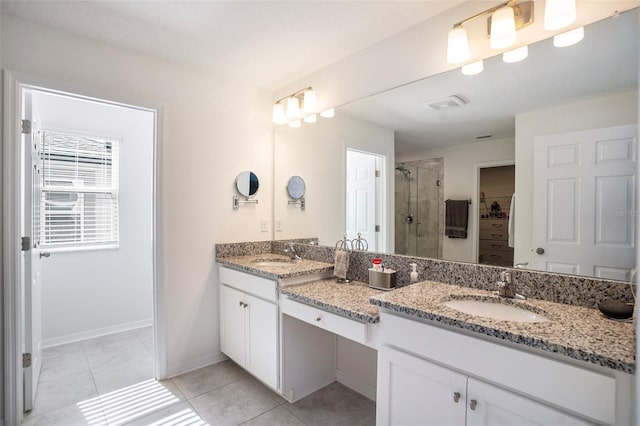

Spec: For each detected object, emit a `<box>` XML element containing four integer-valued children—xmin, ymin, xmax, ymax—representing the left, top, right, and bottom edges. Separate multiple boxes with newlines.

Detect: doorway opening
<box><xmin>477</xmin><ymin>165</ymin><xmax>515</xmax><ymax>267</ymax></box>
<box><xmin>3</xmin><ymin>73</ymin><xmax>163</xmax><ymax>425</ymax></box>
<box><xmin>346</xmin><ymin>149</ymin><xmax>386</xmax><ymax>252</ymax></box>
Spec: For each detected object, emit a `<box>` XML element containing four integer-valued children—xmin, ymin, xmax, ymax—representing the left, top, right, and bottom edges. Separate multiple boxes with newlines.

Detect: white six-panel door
<box><xmin>533</xmin><ymin>124</ymin><xmax>637</xmax><ymax>279</ymax></box>
<box><xmin>346</xmin><ymin>149</ymin><xmax>377</xmax><ymax>251</ymax></box>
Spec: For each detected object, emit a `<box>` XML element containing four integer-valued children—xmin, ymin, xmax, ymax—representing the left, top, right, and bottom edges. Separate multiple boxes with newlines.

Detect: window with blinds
<box><xmin>40</xmin><ymin>131</ymin><xmax>119</xmax><ymax>249</ymax></box>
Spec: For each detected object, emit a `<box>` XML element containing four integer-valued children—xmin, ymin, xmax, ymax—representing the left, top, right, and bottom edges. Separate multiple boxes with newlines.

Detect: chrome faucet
<box><xmin>284</xmin><ymin>243</ymin><xmax>302</xmax><ymax>261</ymax></box>
<box><xmin>495</xmin><ymin>271</ymin><xmax>526</xmax><ymax>299</ymax></box>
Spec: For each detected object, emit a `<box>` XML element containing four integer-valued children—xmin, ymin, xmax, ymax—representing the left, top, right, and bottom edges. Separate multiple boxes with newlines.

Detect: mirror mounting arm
<box><xmin>233</xmin><ymin>194</ymin><xmax>259</xmax><ymax>210</ymax></box>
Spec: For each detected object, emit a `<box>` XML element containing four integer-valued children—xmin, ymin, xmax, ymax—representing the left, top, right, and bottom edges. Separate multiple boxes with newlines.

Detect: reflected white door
<box><xmin>533</xmin><ymin>124</ymin><xmax>637</xmax><ymax>279</ymax></box>
<box><xmin>346</xmin><ymin>150</ymin><xmax>377</xmax><ymax>251</ymax></box>
<box><xmin>22</xmin><ymin>91</ymin><xmax>44</xmax><ymax>411</ymax></box>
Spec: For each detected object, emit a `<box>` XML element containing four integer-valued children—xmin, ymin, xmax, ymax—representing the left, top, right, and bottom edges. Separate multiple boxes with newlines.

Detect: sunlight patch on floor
<box><xmin>76</xmin><ymin>379</ymin><xmax>195</xmax><ymax>425</ymax></box>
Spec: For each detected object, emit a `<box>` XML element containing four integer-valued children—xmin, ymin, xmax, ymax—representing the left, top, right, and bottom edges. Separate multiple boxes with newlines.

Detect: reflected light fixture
<box><xmin>320</xmin><ymin>108</ymin><xmax>335</xmax><ymax>118</ymax></box>
<box><xmin>446</xmin><ymin>1</ymin><xmax>534</xmax><ymax>64</ymax></box>
<box><xmin>553</xmin><ymin>26</ymin><xmax>584</xmax><ymax>47</ymax></box>
<box><xmin>503</xmin><ymin>45</ymin><xmax>528</xmax><ymax>63</ymax></box>
<box><xmin>490</xmin><ymin>6</ymin><xmax>517</xmax><ymax>49</ymax></box>
<box><xmin>272</xmin><ymin>86</ymin><xmax>329</xmax><ymax>126</ymax></box>
<box><xmin>544</xmin><ymin>0</ymin><xmax>576</xmax><ymax>31</ymax></box>
<box><xmin>461</xmin><ymin>60</ymin><xmax>483</xmax><ymax>75</ymax></box>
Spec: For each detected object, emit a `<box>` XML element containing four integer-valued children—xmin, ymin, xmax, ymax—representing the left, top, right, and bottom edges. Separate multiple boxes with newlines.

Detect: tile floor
<box><xmin>23</xmin><ymin>328</ymin><xmax>376</xmax><ymax>426</ymax></box>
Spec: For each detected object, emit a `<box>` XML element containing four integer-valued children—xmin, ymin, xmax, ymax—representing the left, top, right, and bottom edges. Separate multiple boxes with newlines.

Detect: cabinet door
<box><xmin>220</xmin><ymin>285</ymin><xmax>246</xmax><ymax>366</ymax></box>
<box><xmin>377</xmin><ymin>346</ymin><xmax>466</xmax><ymax>426</ymax></box>
<box><xmin>466</xmin><ymin>378</ymin><xmax>593</xmax><ymax>426</ymax></box>
<box><xmin>244</xmin><ymin>293</ymin><xmax>278</xmax><ymax>390</ymax></box>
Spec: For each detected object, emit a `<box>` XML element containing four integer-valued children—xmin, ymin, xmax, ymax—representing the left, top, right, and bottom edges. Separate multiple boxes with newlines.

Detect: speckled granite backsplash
<box><xmin>216</xmin><ymin>240</ymin><xmax>634</xmax><ymax>309</ymax></box>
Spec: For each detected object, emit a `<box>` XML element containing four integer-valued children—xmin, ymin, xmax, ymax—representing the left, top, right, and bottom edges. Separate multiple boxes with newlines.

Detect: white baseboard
<box><xmin>42</xmin><ymin>318</ymin><xmax>152</xmax><ymax>349</ymax></box>
<box><xmin>336</xmin><ymin>369</ymin><xmax>377</xmax><ymax>402</ymax></box>
<box><xmin>167</xmin><ymin>351</ymin><xmax>228</xmax><ymax>378</ymax></box>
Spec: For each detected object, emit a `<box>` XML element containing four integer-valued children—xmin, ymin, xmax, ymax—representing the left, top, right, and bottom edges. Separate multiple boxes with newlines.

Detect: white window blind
<box><xmin>40</xmin><ymin>131</ymin><xmax>119</xmax><ymax>248</ymax></box>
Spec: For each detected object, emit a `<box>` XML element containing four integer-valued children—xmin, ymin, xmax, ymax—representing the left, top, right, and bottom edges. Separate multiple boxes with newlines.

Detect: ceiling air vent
<box><xmin>424</xmin><ymin>95</ymin><xmax>468</xmax><ymax>111</ymax></box>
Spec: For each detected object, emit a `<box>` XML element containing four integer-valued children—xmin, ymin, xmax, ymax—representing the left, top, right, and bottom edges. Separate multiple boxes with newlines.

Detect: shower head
<box><xmin>395</xmin><ymin>165</ymin><xmax>411</xmax><ymax>178</ymax></box>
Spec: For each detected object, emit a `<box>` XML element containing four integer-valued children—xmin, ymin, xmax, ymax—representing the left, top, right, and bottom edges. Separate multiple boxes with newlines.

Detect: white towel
<box><xmin>334</xmin><ymin>250</ymin><xmax>349</xmax><ymax>280</ymax></box>
<box><xmin>508</xmin><ymin>193</ymin><xmax>516</xmax><ymax>248</ymax></box>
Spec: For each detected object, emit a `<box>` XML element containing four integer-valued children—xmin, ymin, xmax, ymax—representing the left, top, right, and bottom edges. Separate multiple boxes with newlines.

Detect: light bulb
<box><xmin>303</xmin><ymin>89</ymin><xmax>317</xmax><ymax>112</ymax></box>
<box><xmin>490</xmin><ymin>6</ymin><xmax>517</xmax><ymax>49</ymax></box>
<box><xmin>544</xmin><ymin>0</ymin><xmax>576</xmax><ymax>31</ymax></box>
<box><xmin>447</xmin><ymin>26</ymin><xmax>469</xmax><ymax>64</ymax></box>
<box><xmin>303</xmin><ymin>114</ymin><xmax>317</xmax><ymax>123</ymax></box>
<box><xmin>503</xmin><ymin>45</ymin><xmax>528</xmax><ymax>63</ymax></box>
<box><xmin>272</xmin><ymin>103</ymin><xmax>285</xmax><ymax>124</ymax></box>
<box><xmin>461</xmin><ymin>60</ymin><xmax>483</xmax><ymax>76</ymax></box>
<box><xmin>320</xmin><ymin>108</ymin><xmax>335</xmax><ymax>118</ymax></box>
<box><xmin>553</xmin><ymin>27</ymin><xmax>584</xmax><ymax>47</ymax></box>
<box><xmin>286</xmin><ymin>96</ymin><xmax>301</xmax><ymax>119</ymax></box>
<box><xmin>288</xmin><ymin>119</ymin><xmax>301</xmax><ymax>128</ymax></box>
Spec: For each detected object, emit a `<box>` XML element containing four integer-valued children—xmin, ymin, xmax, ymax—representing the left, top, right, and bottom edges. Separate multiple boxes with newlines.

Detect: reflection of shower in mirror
<box><xmin>395</xmin><ymin>166</ymin><xmax>413</xmax><ymax>224</ymax></box>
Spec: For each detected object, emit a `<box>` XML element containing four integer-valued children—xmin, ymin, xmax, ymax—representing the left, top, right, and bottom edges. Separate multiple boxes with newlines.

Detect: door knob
<box><xmin>536</xmin><ymin>247</ymin><xmax>545</xmax><ymax>255</ymax></box>
<box><xmin>39</xmin><ymin>252</ymin><xmax>51</xmax><ymax>258</ymax></box>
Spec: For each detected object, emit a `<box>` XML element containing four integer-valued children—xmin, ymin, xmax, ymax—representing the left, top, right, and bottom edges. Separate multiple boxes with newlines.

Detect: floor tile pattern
<box><xmin>23</xmin><ymin>329</ymin><xmax>376</xmax><ymax>426</ymax></box>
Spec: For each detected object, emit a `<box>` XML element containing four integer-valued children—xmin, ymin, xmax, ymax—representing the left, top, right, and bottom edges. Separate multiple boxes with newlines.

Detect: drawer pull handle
<box><xmin>469</xmin><ymin>399</ymin><xmax>477</xmax><ymax>411</ymax></box>
<box><xmin>491</xmin><ymin>244</ymin><xmax>501</xmax><ymax>249</ymax></box>
<box><xmin>239</xmin><ymin>301</ymin><xmax>243</xmax><ymax>307</ymax></box>
<box><xmin>491</xmin><ymin>234</ymin><xmax>502</xmax><ymax>238</ymax></box>
<box><xmin>453</xmin><ymin>392</ymin><xmax>460</xmax><ymax>403</ymax></box>
<box><xmin>492</xmin><ymin>224</ymin><xmax>502</xmax><ymax>228</ymax></box>
<box><xmin>315</xmin><ymin>316</ymin><xmax>322</xmax><ymax>322</ymax></box>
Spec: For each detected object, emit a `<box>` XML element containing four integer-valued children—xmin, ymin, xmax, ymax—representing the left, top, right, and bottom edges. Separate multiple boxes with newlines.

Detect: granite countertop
<box><xmin>218</xmin><ymin>254</ymin><xmax>333</xmax><ymax>280</ymax></box>
<box><xmin>281</xmin><ymin>279</ymin><xmax>384</xmax><ymax>323</ymax></box>
<box><xmin>370</xmin><ymin>281</ymin><xmax>635</xmax><ymax>374</ymax></box>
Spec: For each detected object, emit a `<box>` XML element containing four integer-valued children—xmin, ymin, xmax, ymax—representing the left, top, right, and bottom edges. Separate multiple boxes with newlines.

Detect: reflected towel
<box><xmin>508</xmin><ymin>193</ymin><xmax>516</xmax><ymax>247</ymax></box>
<box><xmin>334</xmin><ymin>249</ymin><xmax>349</xmax><ymax>279</ymax></box>
<box><xmin>445</xmin><ymin>199</ymin><xmax>469</xmax><ymax>239</ymax></box>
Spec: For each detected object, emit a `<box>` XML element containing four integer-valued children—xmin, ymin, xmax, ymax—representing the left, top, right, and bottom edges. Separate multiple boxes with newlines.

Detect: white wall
<box><xmin>275</xmin><ymin>114</ymin><xmax>394</xmax><ymax>250</ymax></box>
<box><xmin>514</xmin><ymin>90</ymin><xmax>638</xmax><ymax>267</ymax></box>
<box><xmin>397</xmin><ymin>137</ymin><xmax>515</xmax><ymax>263</ymax></box>
<box><xmin>1</xmin><ymin>14</ymin><xmax>273</xmax><ymax>378</ymax></box>
<box><xmin>32</xmin><ymin>91</ymin><xmax>154</xmax><ymax>346</ymax></box>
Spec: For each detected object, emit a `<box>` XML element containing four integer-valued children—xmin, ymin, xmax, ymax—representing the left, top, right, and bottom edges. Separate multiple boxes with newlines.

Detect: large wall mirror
<box><xmin>274</xmin><ymin>9</ymin><xmax>638</xmax><ymax>281</ymax></box>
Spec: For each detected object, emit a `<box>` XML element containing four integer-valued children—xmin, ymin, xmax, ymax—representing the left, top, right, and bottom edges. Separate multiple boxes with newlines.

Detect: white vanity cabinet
<box><xmin>376</xmin><ymin>312</ymin><xmax>630</xmax><ymax>426</ymax></box>
<box><xmin>219</xmin><ymin>267</ymin><xmax>278</xmax><ymax>390</ymax></box>
<box><xmin>378</xmin><ymin>345</ymin><xmax>590</xmax><ymax>426</ymax></box>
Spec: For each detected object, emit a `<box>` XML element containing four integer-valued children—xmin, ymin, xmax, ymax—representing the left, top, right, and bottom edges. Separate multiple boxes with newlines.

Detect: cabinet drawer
<box><xmin>220</xmin><ymin>266</ymin><xmax>277</xmax><ymax>302</ymax></box>
<box><xmin>479</xmin><ymin>240</ymin><xmax>512</xmax><ymax>251</ymax></box>
<box><xmin>479</xmin><ymin>229</ymin><xmax>508</xmax><ymax>240</ymax></box>
<box><xmin>479</xmin><ymin>251</ymin><xmax>514</xmax><ymax>263</ymax></box>
<box><xmin>479</xmin><ymin>219</ymin><xmax>509</xmax><ymax>230</ymax></box>
<box><xmin>281</xmin><ymin>297</ymin><xmax>367</xmax><ymax>344</ymax></box>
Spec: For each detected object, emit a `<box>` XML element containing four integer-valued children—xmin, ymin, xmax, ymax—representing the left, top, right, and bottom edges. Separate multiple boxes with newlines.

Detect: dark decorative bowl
<box><xmin>597</xmin><ymin>300</ymin><xmax>634</xmax><ymax>320</ymax></box>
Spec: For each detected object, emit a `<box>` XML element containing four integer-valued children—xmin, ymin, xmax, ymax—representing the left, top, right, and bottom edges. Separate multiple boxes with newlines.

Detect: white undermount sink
<box><xmin>443</xmin><ymin>299</ymin><xmax>548</xmax><ymax>323</ymax></box>
<box><xmin>254</xmin><ymin>260</ymin><xmax>293</xmax><ymax>267</ymax></box>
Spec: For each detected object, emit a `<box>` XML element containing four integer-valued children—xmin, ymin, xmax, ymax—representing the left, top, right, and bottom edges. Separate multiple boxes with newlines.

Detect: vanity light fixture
<box><xmin>446</xmin><ymin>1</ymin><xmax>534</xmax><ymax>64</ymax></box>
<box><xmin>544</xmin><ymin>0</ymin><xmax>576</xmax><ymax>31</ymax></box>
<box><xmin>288</xmin><ymin>119</ymin><xmax>301</xmax><ymax>128</ymax></box>
<box><xmin>461</xmin><ymin>60</ymin><xmax>484</xmax><ymax>75</ymax></box>
<box><xmin>303</xmin><ymin>114</ymin><xmax>317</xmax><ymax>123</ymax></box>
<box><xmin>553</xmin><ymin>26</ymin><xmax>584</xmax><ymax>47</ymax></box>
<box><xmin>272</xmin><ymin>86</ymin><xmax>325</xmax><ymax>125</ymax></box>
<box><xmin>503</xmin><ymin>45</ymin><xmax>528</xmax><ymax>63</ymax></box>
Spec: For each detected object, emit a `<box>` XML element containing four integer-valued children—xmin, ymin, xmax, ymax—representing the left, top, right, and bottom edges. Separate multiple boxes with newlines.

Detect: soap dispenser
<box><xmin>410</xmin><ymin>263</ymin><xmax>419</xmax><ymax>283</ymax></box>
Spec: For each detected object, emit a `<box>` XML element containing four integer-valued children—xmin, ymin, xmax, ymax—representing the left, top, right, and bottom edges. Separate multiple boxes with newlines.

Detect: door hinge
<box><xmin>22</xmin><ymin>353</ymin><xmax>32</xmax><ymax>368</ymax></box>
<box><xmin>375</xmin><ymin>225</ymin><xmax>381</xmax><ymax>232</ymax></box>
<box><xmin>375</xmin><ymin>170</ymin><xmax>381</xmax><ymax>178</ymax></box>
<box><xmin>21</xmin><ymin>119</ymin><xmax>31</xmax><ymax>134</ymax></box>
<box><xmin>21</xmin><ymin>236</ymin><xmax>31</xmax><ymax>252</ymax></box>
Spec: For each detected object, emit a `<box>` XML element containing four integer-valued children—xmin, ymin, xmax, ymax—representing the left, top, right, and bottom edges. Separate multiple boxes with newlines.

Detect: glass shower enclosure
<box><xmin>394</xmin><ymin>158</ymin><xmax>444</xmax><ymax>258</ymax></box>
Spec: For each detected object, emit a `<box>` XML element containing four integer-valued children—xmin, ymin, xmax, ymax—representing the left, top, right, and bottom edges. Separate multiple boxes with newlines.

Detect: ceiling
<box><xmin>0</xmin><ymin>0</ymin><xmax>462</xmax><ymax>91</ymax></box>
<box><xmin>339</xmin><ymin>8</ymin><xmax>639</xmax><ymax>154</ymax></box>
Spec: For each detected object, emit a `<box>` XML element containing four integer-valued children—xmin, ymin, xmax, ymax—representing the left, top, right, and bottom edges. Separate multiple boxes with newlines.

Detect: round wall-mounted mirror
<box><xmin>287</xmin><ymin>176</ymin><xmax>306</xmax><ymax>200</ymax></box>
<box><xmin>236</xmin><ymin>171</ymin><xmax>259</xmax><ymax>197</ymax></box>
